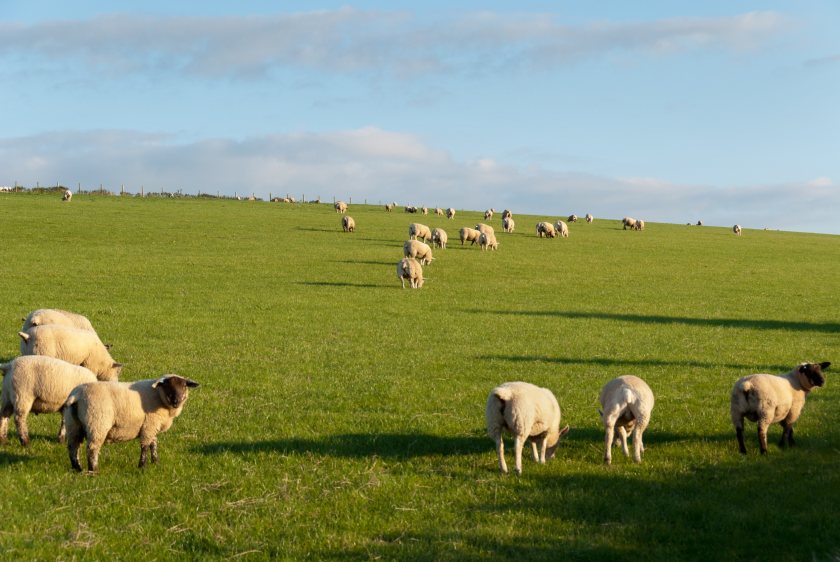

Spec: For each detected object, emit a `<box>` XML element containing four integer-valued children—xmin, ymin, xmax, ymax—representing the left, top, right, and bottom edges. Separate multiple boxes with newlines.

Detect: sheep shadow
<box><xmin>0</xmin><ymin>450</ymin><xmax>33</xmax><ymax>466</ymax></box>
<box><xmin>194</xmin><ymin>432</ymin><xmax>487</xmax><ymax>460</ymax></box>
<box><xmin>334</xmin><ymin>259</ymin><xmax>395</xmax><ymax>266</ymax></box>
<box><xmin>477</xmin><ymin>354</ymin><xmax>790</xmax><ymax>373</ymax></box>
<box><xmin>294</xmin><ymin>227</ymin><xmax>337</xmax><ymax>233</ymax></box>
<box><xmin>295</xmin><ymin>281</ymin><xmax>386</xmax><ymax>289</ymax></box>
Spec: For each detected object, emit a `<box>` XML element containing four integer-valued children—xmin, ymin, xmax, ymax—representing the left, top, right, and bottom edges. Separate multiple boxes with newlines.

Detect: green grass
<box><xmin>1</xmin><ymin>192</ymin><xmax>838</xmax><ymax>560</ymax></box>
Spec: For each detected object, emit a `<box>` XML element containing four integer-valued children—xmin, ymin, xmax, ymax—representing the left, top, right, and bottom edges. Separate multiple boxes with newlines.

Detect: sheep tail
<box><xmin>64</xmin><ymin>393</ymin><xmax>80</xmax><ymax>423</ymax></box>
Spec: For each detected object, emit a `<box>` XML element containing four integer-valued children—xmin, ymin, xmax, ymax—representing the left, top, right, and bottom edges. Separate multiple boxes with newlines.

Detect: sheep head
<box><xmin>798</xmin><ymin>362</ymin><xmax>830</xmax><ymax>389</ymax></box>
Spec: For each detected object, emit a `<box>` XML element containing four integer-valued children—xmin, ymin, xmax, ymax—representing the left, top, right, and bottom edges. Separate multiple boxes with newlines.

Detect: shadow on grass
<box><xmin>463</xmin><ymin>309</ymin><xmax>840</xmax><ymax>334</ymax></box>
<box><xmin>295</xmin><ymin>281</ymin><xmax>387</xmax><ymax>289</ymax></box>
<box><xmin>334</xmin><ymin>259</ymin><xmax>395</xmax><ymax>266</ymax></box>
<box><xmin>295</xmin><ymin>226</ymin><xmax>337</xmax><ymax>233</ymax></box>
<box><xmin>560</xmin><ymin>426</ymin><xmax>732</xmax><ymax>446</ymax></box>
<box><xmin>0</xmin><ymin>450</ymin><xmax>33</xmax><ymax>466</ymax></box>
<box><xmin>195</xmin><ymin>432</ymin><xmax>487</xmax><ymax>459</ymax></box>
<box><xmin>478</xmin><ymin>354</ymin><xmax>791</xmax><ymax>373</ymax></box>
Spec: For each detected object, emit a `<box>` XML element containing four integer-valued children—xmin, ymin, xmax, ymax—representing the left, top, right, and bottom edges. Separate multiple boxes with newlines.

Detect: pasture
<box><xmin>0</xmin><ymin>193</ymin><xmax>838</xmax><ymax>560</ymax></box>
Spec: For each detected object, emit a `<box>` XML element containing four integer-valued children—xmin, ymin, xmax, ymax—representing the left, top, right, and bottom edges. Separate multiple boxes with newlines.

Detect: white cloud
<box><xmin>808</xmin><ymin>176</ymin><xmax>833</xmax><ymax>187</ymax></box>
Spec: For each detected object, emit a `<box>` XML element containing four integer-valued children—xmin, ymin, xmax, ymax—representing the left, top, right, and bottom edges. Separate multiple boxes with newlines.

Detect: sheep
<box><xmin>385</xmin><ymin>203</ymin><xmax>394</xmax><ymax>212</ymax></box>
<box><xmin>501</xmin><ymin>209</ymin><xmax>512</xmax><ymax>219</ymax></box>
<box><xmin>64</xmin><ymin>375</ymin><xmax>199</xmax><ymax>472</ymax></box>
<box><xmin>479</xmin><ymin>232</ymin><xmax>499</xmax><ymax>251</ymax></box>
<box><xmin>696</xmin><ymin>220</ymin><xmax>703</xmax><ymax>226</ymax></box>
<box><xmin>622</xmin><ymin>217</ymin><xmax>637</xmax><ymax>230</ymax></box>
<box><xmin>475</xmin><ymin>223</ymin><xmax>495</xmax><ymax>236</ymax></box>
<box><xmin>404</xmin><ymin>205</ymin><xmax>417</xmax><ymax>214</ymax></box>
<box><xmin>599</xmin><ymin>376</ymin><xmax>654</xmax><ymax>465</ymax></box>
<box><xmin>403</xmin><ymin>240</ymin><xmax>434</xmax><ymax>265</ymax></box>
<box><xmin>446</xmin><ymin>208</ymin><xmax>456</xmax><ymax>220</ymax></box>
<box><xmin>730</xmin><ymin>362</ymin><xmax>830</xmax><ymax>455</ymax></box>
<box><xmin>342</xmin><ymin>216</ymin><xmax>356</xmax><ymax>233</ymax></box>
<box><xmin>568</xmin><ymin>214</ymin><xmax>578</xmax><ymax>223</ymax></box>
<box><xmin>396</xmin><ymin>257</ymin><xmax>424</xmax><ymax>289</ymax></box>
<box><xmin>0</xmin><ymin>356</ymin><xmax>117</xmax><ymax>447</ymax></box>
<box><xmin>459</xmin><ymin>227</ymin><xmax>481</xmax><ymax>246</ymax></box>
<box><xmin>555</xmin><ymin>220</ymin><xmax>569</xmax><ymax>238</ymax></box>
<box><xmin>335</xmin><ymin>201</ymin><xmax>348</xmax><ymax>214</ymax></box>
<box><xmin>421</xmin><ymin>207</ymin><xmax>429</xmax><ymax>215</ymax></box>
<box><xmin>485</xmin><ymin>381</ymin><xmax>570</xmax><ymax>475</ymax></box>
<box><xmin>435</xmin><ymin>207</ymin><xmax>444</xmax><ymax>216</ymax></box>
<box><xmin>19</xmin><ymin>325</ymin><xmax>123</xmax><ymax>381</ymax></box>
<box><xmin>22</xmin><ymin>308</ymin><xmax>96</xmax><ymax>333</ymax></box>
<box><xmin>484</xmin><ymin>208</ymin><xmax>495</xmax><ymax>220</ymax></box>
<box><xmin>408</xmin><ymin>223</ymin><xmax>432</xmax><ymax>243</ymax></box>
<box><xmin>585</xmin><ymin>213</ymin><xmax>593</xmax><ymax>223</ymax></box>
<box><xmin>503</xmin><ymin>217</ymin><xmax>515</xmax><ymax>233</ymax></box>
<box><xmin>733</xmin><ymin>224</ymin><xmax>742</xmax><ymax>236</ymax></box>
<box><xmin>536</xmin><ymin>221</ymin><xmax>556</xmax><ymax>238</ymax></box>
<box><xmin>62</xmin><ymin>190</ymin><xmax>72</xmax><ymax>202</ymax></box>
<box><xmin>431</xmin><ymin>228</ymin><xmax>448</xmax><ymax>249</ymax></box>
<box><xmin>634</xmin><ymin>219</ymin><xmax>645</xmax><ymax>231</ymax></box>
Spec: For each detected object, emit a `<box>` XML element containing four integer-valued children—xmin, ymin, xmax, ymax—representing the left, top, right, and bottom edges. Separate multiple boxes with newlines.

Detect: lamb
<box><xmin>536</xmin><ymin>222</ymin><xmax>556</xmax><ymax>238</ymax></box>
<box><xmin>0</xmin><ymin>356</ymin><xmax>117</xmax><ymax>447</ymax></box>
<box><xmin>599</xmin><ymin>376</ymin><xmax>654</xmax><ymax>465</ymax></box>
<box><xmin>342</xmin><ymin>216</ymin><xmax>356</xmax><ymax>232</ymax></box>
<box><xmin>446</xmin><ymin>208</ymin><xmax>456</xmax><ymax>219</ymax></box>
<box><xmin>64</xmin><ymin>375</ymin><xmax>199</xmax><ymax>472</ymax></box>
<box><xmin>479</xmin><ymin>232</ymin><xmax>498</xmax><ymax>251</ymax></box>
<box><xmin>431</xmin><ymin>228</ymin><xmax>448</xmax><ymax>249</ymax></box>
<box><xmin>568</xmin><ymin>214</ymin><xmax>578</xmax><ymax>223</ymax></box>
<box><xmin>335</xmin><ymin>200</ymin><xmax>348</xmax><ymax>214</ymax></box>
<box><xmin>396</xmin><ymin>257</ymin><xmax>424</xmax><ymax>289</ymax></box>
<box><xmin>19</xmin><ymin>325</ymin><xmax>123</xmax><ymax>381</ymax></box>
<box><xmin>22</xmin><ymin>308</ymin><xmax>96</xmax><ymax>333</ymax></box>
<box><xmin>555</xmin><ymin>220</ymin><xmax>569</xmax><ymax>238</ymax></box>
<box><xmin>403</xmin><ymin>239</ymin><xmax>434</xmax><ymax>265</ymax></box>
<box><xmin>435</xmin><ymin>207</ymin><xmax>444</xmax><ymax>216</ymax></box>
<box><xmin>62</xmin><ymin>190</ymin><xmax>72</xmax><ymax>202</ymax></box>
<box><xmin>408</xmin><ymin>223</ymin><xmax>432</xmax><ymax>243</ymax></box>
<box><xmin>459</xmin><ymin>227</ymin><xmax>481</xmax><ymax>246</ymax></box>
<box><xmin>485</xmin><ymin>381</ymin><xmax>570</xmax><ymax>474</ymax></box>
<box><xmin>634</xmin><ymin>219</ymin><xmax>645</xmax><ymax>231</ymax></box>
<box><xmin>501</xmin><ymin>209</ymin><xmax>512</xmax><ymax>219</ymax></box>
<box><xmin>484</xmin><ymin>208</ymin><xmax>495</xmax><ymax>220</ymax></box>
<box><xmin>622</xmin><ymin>217</ymin><xmax>637</xmax><ymax>230</ymax></box>
<box><xmin>475</xmin><ymin>223</ymin><xmax>495</xmax><ymax>236</ymax></box>
<box><xmin>503</xmin><ymin>217</ymin><xmax>515</xmax><ymax>233</ymax></box>
<box><xmin>730</xmin><ymin>362</ymin><xmax>830</xmax><ymax>455</ymax></box>
<box><xmin>733</xmin><ymin>224</ymin><xmax>742</xmax><ymax>236</ymax></box>
<box><xmin>585</xmin><ymin>213</ymin><xmax>593</xmax><ymax>223</ymax></box>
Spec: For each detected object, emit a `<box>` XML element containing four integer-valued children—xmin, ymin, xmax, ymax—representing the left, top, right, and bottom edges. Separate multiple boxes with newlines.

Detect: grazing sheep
<box><xmin>479</xmin><ymin>232</ymin><xmax>499</xmax><ymax>251</ymax></box>
<box><xmin>475</xmin><ymin>223</ymin><xmax>495</xmax><ymax>236</ymax></box>
<box><xmin>404</xmin><ymin>205</ymin><xmax>417</xmax><ymax>214</ymax></box>
<box><xmin>633</xmin><ymin>219</ymin><xmax>645</xmax><ymax>231</ymax></box>
<box><xmin>599</xmin><ymin>376</ymin><xmax>654</xmax><ymax>465</ymax></box>
<box><xmin>503</xmin><ymin>217</ymin><xmax>515</xmax><ymax>233</ymax></box>
<box><xmin>536</xmin><ymin>222</ymin><xmax>556</xmax><ymax>238</ymax></box>
<box><xmin>435</xmin><ymin>207</ymin><xmax>444</xmax><ymax>216</ymax></box>
<box><xmin>459</xmin><ymin>227</ymin><xmax>482</xmax><ymax>246</ymax></box>
<box><xmin>501</xmin><ymin>209</ymin><xmax>512</xmax><ymax>219</ymax></box>
<box><xmin>622</xmin><ymin>217</ymin><xmax>637</xmax><ymax>230</ymax></box>
<box><xmin>62</xmin><ymin>190</ymin><xmax>72</xmax><ymax>202</ymax></box>
<box><xmin>421</xmin><ymin>207</ymin><xmax>429</xmax><ymax>215</ymax></box>
<box><xmin>335</xmin><ymin>201</ymin><xmax>348</xmax><ymax>214</ymax></box>
<box><xmin>403</xmin><ymin>240</ymin><xmax>434</xmax><ymax>265</ymax></box>
<box><xmin>484</xmin><ymin>208</ymin><xmax>495</xmax><ymax>220</ymax></box>
<box><xmin>342</xmin><ymin>216</ymin><xmax>356</xmax><ymax>233</ymax></box>
<box><xmin>446</xmin><ymin>208</ymin><xmax>456</xmax><ymax>220</ymax></box>
<box><xmin>431</xmin><ymin>228</ymin><xmax>448</xmax><ymax>249</ymax></box>
<box><xmin>568</xmin><ymin>214</ymin><xmax>578</xmax><ymax>223</ymax></box>
<box><xmin>19</xmin><ymin>325</ymin><xmax>122</xmax><ymax>381</ymax></box>
<box><xmin>585</xmin><ymin>213</ymin><xmax>593</xmax><ymax>223</ymax></box>
<box><xmin>22</xmin><ymin>309</ymin><xmax>96</xmax><ymax>333</ymax></box>
<box><xmin>733</xmin><ymin>224</ymin><xmax>742</xmax><ymax>236</ymax></box>
<box><xmin>555</xmin><ymin>220</ymin><xmax>569</xmax><ymax>238</ymax></box>
<box><xmin>697</xmin><ymin>220</ymin><xmax>703</xmax><ymax>226</ymax></box>
<box><xmin>730</xmin><ymin>362</ymin><xmax>830</xmax><ymax>455</ymax></box>
<box><xmin>408</xmin><ymin>223</ymin><xmax>432</xmax><ymax>242</ymax></box>
<box><xmin>396</xmin><ymin>257</ymin><xmax>424</xmax><ymax>289</ymax></box>
<box><xmin>485</xmin><ymin>381</ymin><xmax>570</xmax><ymax>475</ymax></box>
<box><xmin>64</xmin><ymin>375</ymin><xmax>199</xmax><ymax>472</ymax></box>
<box><xmin>0</xmin><ymin>356</ymin><xmax>115</xmax><ymax>447</ymax></box>
<box><xmin>385</xmin><ymin>203</ymin><xmax>394</xmax><ymax>212</ymax></box>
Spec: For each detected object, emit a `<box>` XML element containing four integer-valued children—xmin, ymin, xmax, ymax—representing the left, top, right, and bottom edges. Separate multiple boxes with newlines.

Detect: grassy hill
<box><xmin>1</xmin><ymin>192</ymin><xmax>838</xmax><ymax>560</ymax></box>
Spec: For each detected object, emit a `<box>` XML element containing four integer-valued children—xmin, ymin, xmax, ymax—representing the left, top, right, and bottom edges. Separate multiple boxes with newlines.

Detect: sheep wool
<box><xmin>19</xmin><ymin>325</ymin><xmax>122</xmax><ymax>381</ymax></box>
<box><xmin>599</xmin><ymin>375</ymin><xmax>654</xmax><ymax>465</ymax></box>
<box><xmin>22</xmin><ymin>308</ymin><xmax>96</xmax><ymax>333</ymax></box>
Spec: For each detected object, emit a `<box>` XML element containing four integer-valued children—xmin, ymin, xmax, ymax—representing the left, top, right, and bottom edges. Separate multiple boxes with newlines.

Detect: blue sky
<box><xmin>1</xmin><ymin>2</ymin><xmax>838</xmax><ymax>233</ymax></box>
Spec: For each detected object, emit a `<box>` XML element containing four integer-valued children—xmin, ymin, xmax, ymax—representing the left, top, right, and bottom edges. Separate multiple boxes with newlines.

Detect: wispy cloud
<box><xmin>0</xmin><ymin>10</ymin><xmax>790</xmax><ymax>79</ymax></box>
<box><xmin>1</xmin><ymin>128</ymin><xmax>835</xmax><ymax>234</ymax></box>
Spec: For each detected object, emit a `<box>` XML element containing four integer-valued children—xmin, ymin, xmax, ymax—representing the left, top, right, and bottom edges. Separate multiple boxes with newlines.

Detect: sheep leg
<box><xmin>0</xmin><ymin>414</ymin><xmax>8</xmax><ymax>445</ymax></box>
<box><xmin>513</xmin><ymin>436</ymin><xmax>525</xmax><ymax>475</ymax></box>
<box><xmin>779</xmin><ymin>421</ymin><xmax>795</xmax><ymax>448</ymax></box>
<box><xmin>86</xmin><ymin>442</ymin><xmax>101</xmax><ymax>472</ymax></box>
<box><xmin>734</xmin><ymin>415</ymin><xmax>747</xmax><ymax>454</ymax></box>
<box><xmin>14</xmin><ymin>407</ymin><xmax>31</xmax><ymax>447</ymax></box>
<box><xmin>531</xmin><ymin>440</ymin><xmax>540</xmax><ymax>463</ymax></box>
<box><xmin>56</xmin><ymin>407</ymin><xmax>66</xmax><ymax>444</ymax></box>
<box><xmin>757</xmin><ymin>421</ymin><xmax>769</xmax><ymax>454</ymax></box>
<box><xmin>494</xmin><ymin>434</ymin><xmax>508</xmax><ymax>474</ymax></box>
<box><xmin>150</xmin><ymin>439</ymin><xmax>159</xmax><ymax>464</ymax></box>
<box><xmin>603</xmin><ymin>423</ymin><xmax>615</xmax><ymax>465</ymax></box>
<box><xmin>632</xmin><ymin>417</ymin><xmax>650</xmax><ymax>463</ymax></box>
<box><xmin>67</xmin><ymin>432</ymin><xmax>84</xmax><ymax>472</ymax></box>
<box><xmin>617</xmin><ymin>426</ymin><xmax>630</xmax><ymax>457</ymax></box>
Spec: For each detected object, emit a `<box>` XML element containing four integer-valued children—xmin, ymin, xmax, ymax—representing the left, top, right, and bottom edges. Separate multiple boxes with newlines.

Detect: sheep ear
<box><xmin>820</xmin><ymin>362</ymin><xmax>831</xmax><ymax>370</ymax></box>
<box><xmin>104</xmin><ymin>343</ymin><xmax>113</xmax><ymax>350</ymax></box>
<box><xmin>151</xmin><ymin>375</ymin><xmax>169</xmax><ymax>389</ymax></box>
<box><xmin>185</xmin><ymin>378</ymin><xmax>200</xmax><ymax>388</ymax></box>
<box><xmin>18</xmin><ymin>331</ymin><xmax>29</xmax><ymax>341</ymax></box>
<box><xmin>559</xmin><ymin>425</ymin><xmax>570</xmax><ymax>438</ymax></box>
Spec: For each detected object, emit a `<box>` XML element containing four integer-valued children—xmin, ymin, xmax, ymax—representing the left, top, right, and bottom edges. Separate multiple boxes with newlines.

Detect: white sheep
<box><xmin>0</xmin><ymin>356</ymin><xmax>116</xmax><ymax>447</ymax></box>
<box><xmin>335</xmin><ymin>200</ymin><xmax>348</xmax><ymax>214</ymax></box>
<box><xmin>396</xmin><ymin>257</ymin><xmax>424</xmax><ymax>289</ymax></box>
<box><xmin>408</xmin><ymin>223</ymin><xmax>432</xmax><ymax>243</ymax></box>
<box><xmin>342</xmin><ymin>215</ymin><xmax>356</xmax><ymax>232</ymax></box>
<box><xmin>431</xmin><ymin>228</ymin><xmax>448</xmax><ymax>249</ymax></box>
<box><xmin>403</xmin><ymin>239</ymin><xmax>434</xmax><ymax>265</ymax></box>
<box><xmin>459</xmin><ymin>227</ymin><xmax>482</xmax><ymax>246</ymax></box>
<box><xmin>19</xmin><ymin>325</ymin><xmax>122</xmax><ymax>381</ymax></box>
<box><xmin>385</xmin><ymin>203</ymin><xmax>394</xmax><ymax>212</ymax></box>
<box><xmin>585</xmin><ymin>213</ymin><xmax>593</xmax><ymax>223</ymax></box>
<box><xmin>435</xmin><ymin>207</ymin><xmax>444</xmax><ymax>216</ymax></box>
<box><xmin>622</xmin><ymin>217</ymin><xmax>637</xmax><ymax>230</ymax></box>
<box><xmin>446</xmin><ymin>208</ymin><xmax>456</xmax><ymax>220</ymax></box>
<box><xmin>484</xmin><ymin>208</ymin><xmax>495</xmax><ymax>220</ymax></box>
<box><xmin>555</xmin><ymin>220</ymin><xmax>569</xmax><ymax>238</ymax></box>
<box><xmin>421</xmin><ymin>207</ymin><xmax>429</xmax><ymax>215</ymax></box>
<box><xmin>730</xmin><ymin>362</ymin><xmax>829</xmax><ymax>455</ymax></box>
<box><xmin>501</xmin><ymin>209</ymin><xmax>512</xmax><ymax>219</ymax></box>
<box><xmin>733</xmin><ymin>224</ymin><xmax>742</xmax><ymax>236</ymax></box>
<box><xmin>536</xmin><ymin>221</ymin><xmax>556</xmax><ymax>238</ymax></box>
<box><xmin>599</xmin><ymin>375</ymin><xmax>654</xmax><ymax>465</ymax></box>
<box><xmin>475</xmin><ymin>223</ymin><xmax>495</xmax><ymax>236</ymax></box>
<box><xmin>22</xmin><ymin>308</ymin><xmax>96</xmax><ymax>333</ymax></box>
<box><xmin>479</xmin><ymin>232</ymin><xmax>498</xmax><ymax>251</ymax></box>
<box><xmin>503</xmin><ymin>217</ymin><xmax>515</xmax><ymax>233</ymax></box>
<box><xmin>62</xmin><ymin>190</ymin><xmax>72</xmax><ymax>202</ymax></box>
<box><xmin>485</xmin><ymin>381</ymin><xmax>570</xmax><ymax>475</ymax></box>
<box><xmin>568</xmin><ymin>214</ymin><xmax>578</xmax><ymax>223</ymax></box>
<box><xmin>633</xmin><ymin>219</ymin><xmax>645</xmax><ymax>231</ymax></box>
<box><xmin>64</xmin><ymin>375</ymin><xmax>199</xmax><ymax>472</ymax></box>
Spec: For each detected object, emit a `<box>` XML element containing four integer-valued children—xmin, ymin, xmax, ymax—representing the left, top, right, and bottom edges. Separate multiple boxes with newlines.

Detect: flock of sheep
<box><xmin>1</xmin><ymin>309</ymin><xmax>198</xmax><ymax>472</ymax></box>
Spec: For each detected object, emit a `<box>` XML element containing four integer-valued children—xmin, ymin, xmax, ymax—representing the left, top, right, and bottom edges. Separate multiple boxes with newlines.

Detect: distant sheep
<box><xmin>730</xmin><ymin>362</ymin><xmax>829</xmax><ymax>455</ymax></box>
<box><xmin>64</xmin><ymin>375</ymin><xmax>199</xmax><ymax>472</ymax></box>
<box><xmin>568</xmin><ymin>214</ymin><xmax>578</xmax><ymax>223</ymax></box>
<box><xmin>341</xmin><ymin>216</ymin><xmax>356</xmax><ymax>232</ymax></box>
<box><xmin>622</xmin><ymin>217</ymin><xmax>637</xmax><ymax>230</ymax></box>
<box><xmin>22</xmin><ymin>309</ymin><xmax>96</xmax><ymax>334</ymax></box>
<box><xmin>403</xmin><ymin>240</ymin><xmax>434</xmax><ymax>265</ymax></box>
<box><xmin>421</xmin><ymin>207</ymin><xmax>429</xmax><ymax>215</ymax></box>
<box><xmin>475</xmin><ymin>223</ymin><xmax>495</xmax><ymax>236</ymax></box>
<box><xmin>19</xmin><ymin>325</ymin><xmax>122</xmax><ymax>381</ymax></box>
<box><xmin>503</xmin><ymin>217</ymin><xmax>515</xmax><ymax>233</ymax></box>
<box><xmin>408</xmin><ymin>223</ymin><xmax>432</xmax><ymax>242</ymax></box>
<box><xmin>485</xmin><ymin>381</ymin><xmax>570</xmax><ymax>474</ymax></box>
<box><xmin>484</xmin><ymin>208</ymin><xmax>495</xmax><ymax>220</ymax></box>
<box><xmin>385</xmin><ymin>203</ymin><xmax>394</xmax><ymax>212</ymax></box>
<box><xmin>0</xmin><ymin>356</ymin><xmax>113</xmax><ymax>447</ymax></box>
<box><xmin>599</xmin><ymin>375</ymin><xmax>654</xmax><ymax>465</ymax></box>
<box><xmin>335</xmin><ymin>201</ymin><xmax>348</xmax><ymax>214</ymax></box>
<box><xmin>62</xmin><ymin>190</ymin><xmax>72</xmax><ymax>202</ymax></box>
<box><xmin>697</xmin><ymin>220</ymin><xmax>703</xmax><ymax>226</ymax></box>
<box><xmin>585</xmin><ymin>213</ymin><xmax>593</xmax><ymax>223</ymax></box>
<box><xmin>431</xmin><ymin>228</ymin><xmax>448</xmax><ymax>249</ymax></box>
<box><xmin>459</xmin><ymin>227</ymin><xmax>481</xmax><ymax>246</ymax></box>
<box><xmin>633</xmin><ymin>219</ymin><xmax>645</xmax><ymax>231</ymax></box>
<box><xmin>446</xmin><ymin>208</ymin><xmax>456</xmax><ymax>220</ymax></box>
<box><xmin>479</xmin><ymin>232</ymin><xmax>498</xmax><ymax>251</ymax></box>
<box><xmin>536</xmin><ymin>222</ymin><xmax>556</xmax><ymax>238</ymax></box>
<box><xmin>404</xmin><ymin>205</ymin><xmax>418</xmax><ymax>214</ymax></box>
<box><xmin>555</xmin><ymin>220</ymin><xmax>569</xmax><ymax>238</ymax></box>
<box><xmin>397</xmin><ymin>257</ymin><xmax>424</xmax><ymax>289</ymax></box>
<box><xmin>435</xmin><ymin>208</ymin><xmax>444</xmax><ymax>216</ymax></box>
<box><xmin>501</xmin><ymin>210</ymin><xmax>512</xmax><ymax>219</ymax></box>
<box><xmin>733</xmin><ymin>224</ymin><xmax>742</xmax><ymax>236</ymax></box>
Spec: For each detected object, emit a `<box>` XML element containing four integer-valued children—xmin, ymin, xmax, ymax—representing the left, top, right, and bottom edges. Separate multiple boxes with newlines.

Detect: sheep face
<box><xmin>153</xmin><ymin>375</ymin><xmax>199</xmax><ymax>409</ymax></box>
<box><xmin>799</xmin><ymin>362</ymin><xmax>830</xmax><ymax>388</ymax></box>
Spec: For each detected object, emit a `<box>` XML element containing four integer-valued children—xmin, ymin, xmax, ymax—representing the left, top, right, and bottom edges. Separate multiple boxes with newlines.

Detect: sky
<box><xmin>1</xmin><ymin>1</ymin><xmax>838</xmax><ymax>233</ymax></box>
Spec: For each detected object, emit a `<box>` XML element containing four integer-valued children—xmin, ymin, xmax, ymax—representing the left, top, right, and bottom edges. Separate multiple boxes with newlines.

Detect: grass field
<box><xmin>0</xmin><ymin>192</ymin><xmax>838</xmax><ymax>560</ymax></box>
